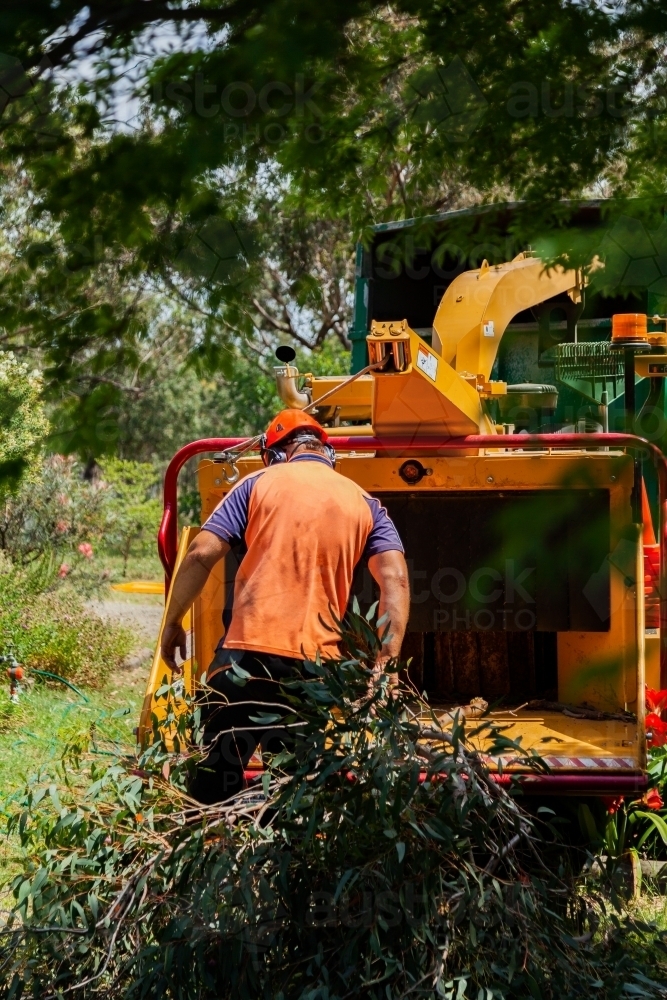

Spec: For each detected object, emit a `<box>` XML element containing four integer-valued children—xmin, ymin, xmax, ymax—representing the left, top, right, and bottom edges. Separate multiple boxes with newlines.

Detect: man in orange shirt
<box><xmin>161</xmin><ymin>409</ymin><xmax>409</xmax><ymax>802</ymax></box>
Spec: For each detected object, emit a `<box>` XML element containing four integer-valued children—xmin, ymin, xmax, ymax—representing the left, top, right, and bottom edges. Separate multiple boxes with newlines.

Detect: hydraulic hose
<box><xmin>31</xmin><ymin>669</ymin><xmax>89</xmax><ymax>702</ymax></box>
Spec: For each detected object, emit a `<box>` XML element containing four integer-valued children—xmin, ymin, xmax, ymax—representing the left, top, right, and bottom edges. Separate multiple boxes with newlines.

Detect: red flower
<box><xmin>642</xmin><ymin>788</ymin><xmax>664</xmax><ymax>811</ymax></box>
<box><xmin>55</xmin><ymin>520</ymin><xmax>69</xmax><ymax>534</ymax></box>
<box><xmin>78</xmin><ymin>542</ymin><xmax>93</xmax><ymax>559</ymax></box>
<box><xmin>602</xmin><ymin>796</ymin><xmax>623</xmax><ymax>815</ymax></box>
<box><xmin>646</xmin><ymin>712</ymin><xmax>667</xmax><ymax>747</ymax></box>
<box><xmin>646</xmin><ymin>687</ymin><xmax>667</xmax><ymax>716</ymax></box>
<box><xmin>57</xmin><ymin>563</ymin><xmax>70</xmax><ymax>578</ymax></box>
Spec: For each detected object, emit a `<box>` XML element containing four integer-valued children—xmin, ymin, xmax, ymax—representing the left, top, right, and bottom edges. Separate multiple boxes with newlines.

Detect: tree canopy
<box><xmin>1</xmin><ymin>1</ymin><xmax>666</xmax><ymax>451</ymax></box>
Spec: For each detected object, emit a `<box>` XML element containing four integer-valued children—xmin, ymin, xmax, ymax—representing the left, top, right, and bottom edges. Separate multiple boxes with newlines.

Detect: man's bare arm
<box><xmin>160</xmin><ymin>531</ymin><xmax>230</xmax><ymax>671</ymax></box>
<box><xmin>367</xmin><ymin>549</ymin><xmax>410</xmax><ymax>682</ymax></box>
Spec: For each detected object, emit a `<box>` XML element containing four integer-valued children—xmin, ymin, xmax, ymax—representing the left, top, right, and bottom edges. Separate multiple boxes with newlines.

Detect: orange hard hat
<box><xmin>263</xmin><ymin>409</ymin><xmax>328</xmax><ymax>451</ymax></box>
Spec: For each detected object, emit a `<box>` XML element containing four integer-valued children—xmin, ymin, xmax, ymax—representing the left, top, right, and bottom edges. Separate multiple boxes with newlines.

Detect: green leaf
<box><xmin>48</xmin><ymin>784</ymin><xmax>62</xmax><ymax>814</ymax></box>
<box><xmin>333</xmin><ymin>868</ymin><xmax>357</xmax><ymax>904</ymax></box>
<box><xmin>633</xmin><ymin>810</ymin><xmax>667</xmax><ymax>847</ymax></box>
<box><xmin>230</xmin><ymin>663</ymin><xmax>252</xmax><ymax>684</ymax></box>
<box><xmin>578</xmin><ymin>803</ymin><xmax>600</xmax><ymax>844</ymax></box>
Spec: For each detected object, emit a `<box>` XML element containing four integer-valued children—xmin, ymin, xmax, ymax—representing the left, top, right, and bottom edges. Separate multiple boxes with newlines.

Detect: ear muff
<box><xmin>260</xmin><ymin>434</ymin><xmax>288</xmax><ymax>466</ymax></box>
<box><xmin>266</xmin><ymin>447</ymin><xmax>287</xmax><ymax>466</ymax></box>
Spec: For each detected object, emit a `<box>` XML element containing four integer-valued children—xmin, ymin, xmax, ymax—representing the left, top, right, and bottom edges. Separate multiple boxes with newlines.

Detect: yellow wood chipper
<box><xmin>142</xmin><ymin>241</ymin><xmax>667</xmax><ymax>799</ymax></box>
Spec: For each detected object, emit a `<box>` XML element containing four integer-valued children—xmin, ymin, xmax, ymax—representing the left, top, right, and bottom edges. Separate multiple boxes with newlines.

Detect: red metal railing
<box><xmin>158</xmin><ymin>437</ymin><xmax>245</xmax><ymax>592</ymax></box>
<box><xmin>158</xmin><ymin>432</ymin><xmax>667</xmax><ymax>685</ymax></box>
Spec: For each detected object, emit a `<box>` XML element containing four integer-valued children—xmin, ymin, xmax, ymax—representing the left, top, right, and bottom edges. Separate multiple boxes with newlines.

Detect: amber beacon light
<box><xmin>612</xmin><ymin>313</ymin><xmax>649</xmax><ymax>346</ymax></box>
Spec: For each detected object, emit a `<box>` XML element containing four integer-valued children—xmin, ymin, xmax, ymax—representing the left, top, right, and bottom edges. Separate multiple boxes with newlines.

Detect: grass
<box><xmin>0</xmin><ymin>668</ymin><xmax>148</xmax><ymax>887</ymax></box>
<box><xmin>630</xmin><ymin>886</ymin><xmax>667</xmax><ymax>925</ymax></box>
<box><xmin>96</xmin><ymin>549</ymin><xmax>164</xmax><ymax>583</ymax></box>
<box><xmin>0</xmin><ymin>551</ymin><xmax>164</xmax><ymax>801</ymax></box>
<box><xmin>0</xmin><ymin>671</ymin><xmax>144</xmax><ymax>797</ymax></box>
<box><xmin>0</xmin><ymin>555</ymin><xmax>164</xmax><ymax>885</ymax></box>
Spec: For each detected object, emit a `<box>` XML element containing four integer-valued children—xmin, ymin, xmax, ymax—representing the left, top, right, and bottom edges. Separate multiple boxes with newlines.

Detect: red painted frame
<box><xmin>158</xmin><ymin>432</ymin><xmax>667</xmax><ymax>690</ymax></box>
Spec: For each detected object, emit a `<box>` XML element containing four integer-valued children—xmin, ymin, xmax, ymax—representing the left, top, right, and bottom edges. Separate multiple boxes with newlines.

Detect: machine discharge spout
<box><xmin>274</xmin><ymin>364</ymin><xmax>311</xmax><ymax>409</ymax></box>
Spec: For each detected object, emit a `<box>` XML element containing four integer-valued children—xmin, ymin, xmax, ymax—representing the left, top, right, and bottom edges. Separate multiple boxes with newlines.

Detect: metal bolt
<box><xmin>425</xmin><ymin>468</ymin><xmax>433</xmax><ymax>476</ymax></box>
<box><xmin>610</xmin><ymin>475</ymin><xmax>617</xmax><ymax>482</ymax></box>
<box><xmin>215</xmin><ymin>478</ymin><xmax>221</xmax><ymax>485</ymax></box>
<box><xmin>487</xmin><ymin>475</ymin><xmax>494</xmax><ymax>483</ymax></box>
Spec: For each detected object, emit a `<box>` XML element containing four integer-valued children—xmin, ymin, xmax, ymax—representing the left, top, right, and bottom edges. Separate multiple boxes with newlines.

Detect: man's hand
<box><xmin>161</xmin><ymin>621</ymin><xmax>187</xmax><ymax>673</ymax></box>
<box><xmin>367</xmin><ymin>657</ymin><xmax>399</xmax><ymax>701</ymax></box>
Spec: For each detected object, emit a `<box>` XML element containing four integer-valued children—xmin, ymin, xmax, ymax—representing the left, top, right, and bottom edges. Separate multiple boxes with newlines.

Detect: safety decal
<box><xmin>417</xmin><ymin>346</ymin><xmax>438</xmax><ymax>381</ymax></box>
<box><xmin>541</xmin><ymin>756</ymin><xmax>636</xmax><ymax>769</ymax></box>
<box><xmin>485</xmin><ymin>755</ymin><xmax>637</xmax><ymax>770</ymax></box>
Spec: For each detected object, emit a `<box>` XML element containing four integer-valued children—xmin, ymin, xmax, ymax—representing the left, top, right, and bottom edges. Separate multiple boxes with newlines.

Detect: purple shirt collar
<box><xmin>288</xmin><ymin>452</ymin><xmax>333</xmax><ymax>468</ymax></box>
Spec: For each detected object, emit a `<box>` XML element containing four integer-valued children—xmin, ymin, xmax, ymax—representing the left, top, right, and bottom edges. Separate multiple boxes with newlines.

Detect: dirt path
<box><xmin>88</xmin><ymin>598</ymin><xmax>163</xmax><ymax>643</ymax></box>
<box><xmin>87</xmin><ymin>594</ymin><xmax>164</xmax><ymax>667</ymax></box>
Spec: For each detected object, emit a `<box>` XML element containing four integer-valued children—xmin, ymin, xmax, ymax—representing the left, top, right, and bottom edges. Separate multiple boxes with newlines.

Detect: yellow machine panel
<box><xmin>432</xmin><ymin>254</ymin><xmax>582</xmax><ymax>379</ymax></box>
<box><xmin>468</xmin><ymin>710</ymin><xmax>639</xmax><ymax>773</ymax></box>
<box><xmin>143</xmin><ymin>449</ymin><xmax>643</xmax><ymax>775</ymax></box>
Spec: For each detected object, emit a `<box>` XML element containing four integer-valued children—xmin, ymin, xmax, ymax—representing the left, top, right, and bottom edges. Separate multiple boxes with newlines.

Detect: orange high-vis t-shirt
<box><xmin>201</xmin><ymin>454</ymin><xmax>403</xmax><ymax>660</ymax></box>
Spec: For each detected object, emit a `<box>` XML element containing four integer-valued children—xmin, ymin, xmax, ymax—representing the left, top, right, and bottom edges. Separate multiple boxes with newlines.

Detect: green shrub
<box><xmin>0</xmin><ymin>454</ymin><xmax>107</xmax><ymax>566</ymax></box>
<box><xmin>0</xmin><ymin>351</ymin><xmax>49</xmax><ymax>494</ymax></box>
<box><xmin>0</xmin><ymin>452</ymin><xmax>163</xmax><ymax>591</ymax></box>
<box><xmin>0</xmin><ymin>566</ymin><xmax>133</xmax><ymax>687</ymax></box>
<box><xmin>99</xmin><ymin>458</ymin><xmax>161</xmax><ymax>576</ymax></box>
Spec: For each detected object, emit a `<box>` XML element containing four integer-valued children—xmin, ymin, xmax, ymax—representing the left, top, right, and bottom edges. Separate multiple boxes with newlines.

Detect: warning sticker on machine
<box><xmin>417</xmin><ymin>346</ymin><xmax>438</xmax><ymax>381</ymax></box>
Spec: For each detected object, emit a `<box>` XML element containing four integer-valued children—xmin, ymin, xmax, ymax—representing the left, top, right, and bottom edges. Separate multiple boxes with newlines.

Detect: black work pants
<box><xmin>189</xmin><ymin>648</ymin><xmax>303</xmax><ymax>804</ymax></box>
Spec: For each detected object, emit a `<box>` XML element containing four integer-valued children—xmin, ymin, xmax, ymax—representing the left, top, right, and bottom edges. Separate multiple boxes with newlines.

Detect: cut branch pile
<box><xmin>1</xmin><ymin>611</ymin><xmax>666</xmax><ymax>999</ymax></box>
